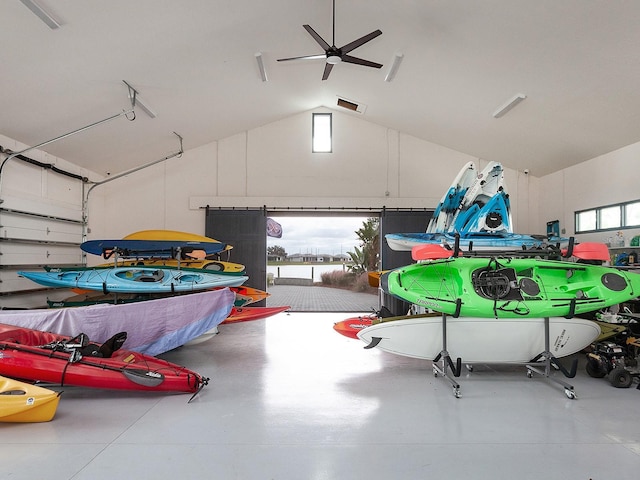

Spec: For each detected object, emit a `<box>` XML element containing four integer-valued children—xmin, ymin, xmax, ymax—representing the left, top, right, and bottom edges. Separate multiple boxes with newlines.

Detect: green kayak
<box><xmin>381</xmin><ymin>257</ymin><xmax>640</xmax><ymax>318</ymax></box>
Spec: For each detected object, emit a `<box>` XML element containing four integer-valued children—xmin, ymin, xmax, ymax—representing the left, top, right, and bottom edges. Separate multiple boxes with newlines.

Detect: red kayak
<box><xmin>221</xmin><ymin>306</ymin><xmax>290</xmax><ymax>324</ymax></box>
<box><xmin>333</xmin><ymin>315</ymin><xmax>375</xmax><ymax>339</ymax></box>
<box><xmin>0</xmin><ymin>323</ymin><xmax>207</xmax><ymax>395</ymax></box>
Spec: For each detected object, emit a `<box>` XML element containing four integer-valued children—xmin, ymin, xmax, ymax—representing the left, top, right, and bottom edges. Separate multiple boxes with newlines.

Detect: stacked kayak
<box><xmin>98</xmin><ymin>257</ymin><xmax>246</xmax><ymax>274</ymax></box>
<box><xmin>19</xmin><ymin>266</ymin><xmax>248</xmax><ymax>294</ymax></box>
<box><xmin>385</xmin><ymin>231</ymin><xmax>547</xmax><ymax>252</ymax></box>
<box><xmin>48</xmin><ymin>285</ymin><xmax>268</xmax><ymax>308</ymax></box>
<box><xmin>427</xmin><ymin>161</ymin><xmax>478</xmax><ymax>233</ymax></box>
<box><xmin>381</xmin><ymin>256</ymin><xmax>640</xmax><ymax>318</ymax></box>
<box><xmin>356</xmin><ymin>314</ymin><xmax>601</xmax><ymax>364</ymax></box>
<box><xmin>334</xmin><ymin>307</ymin><xmax>602</xmax><ymax>364</ymax></box>
<box><xmin>449</xmin><ymin>161</ymin><xmax>509</xmax><ymax>233</ymax></box>
<box><xmin>222</xmin><ymin>305</ymin><xmax>290</xmax><ymax>324</ymax></box>
<box><xmin>108</xmin><ymin>229</ymin><xmax>245</xmax><ymax>274</ymax></box>
<box><xmin>385</xmin><ymin>161</ymin><xmax>568</xmax><ymax>253</ymax></box>
<box><xmin>80</xmin><ymin>232</ymin><xmax>228</xmax><ymax>259</ymax></box>
<box><xmin>333</xmin><ymin>314</ymin><xmax>378</xmax><ymax>339</ymax></box>
<box><xmin>0</xmin><ymin>375</ymin><xmax>61</xmax><ymax>423</ymax></box>
<box><xmin>0</xmin><ymin>324</ymin><xmax>207</xmax><ymax>394</ymax></box>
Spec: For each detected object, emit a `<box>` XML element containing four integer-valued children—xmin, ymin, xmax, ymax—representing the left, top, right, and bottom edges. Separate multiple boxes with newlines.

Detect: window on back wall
<box><xmin>575</xmin><ymin>200</ymin><xmax>640</xmax><ymax>233</ymax></box>
<box><xmin>312</xmin><ymin>113</ymin><xmax>332</xmax><ymax>153</ymax></box>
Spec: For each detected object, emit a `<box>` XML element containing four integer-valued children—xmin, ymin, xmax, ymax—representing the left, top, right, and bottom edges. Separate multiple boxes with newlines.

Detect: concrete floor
<box><xmin>266</xmin><ymin>284</ymin><xmax>379</xmax><ymax>312</ymax></box>
<box><xmin>2</xmin><ymin>311</ymin><xmax>640</xmax><ymax>480</ymax></box>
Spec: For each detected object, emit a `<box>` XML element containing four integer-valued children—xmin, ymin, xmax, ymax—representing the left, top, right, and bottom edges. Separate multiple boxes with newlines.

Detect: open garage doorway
<box><xmin>265</xmin><ymin>213</ymin><xmax>379</xmax><ymax>312</ymax></box>
<box><xmin>206</xmin><ymin>208</ymin><xmax>432</xmax><ymax>312</ymax></box>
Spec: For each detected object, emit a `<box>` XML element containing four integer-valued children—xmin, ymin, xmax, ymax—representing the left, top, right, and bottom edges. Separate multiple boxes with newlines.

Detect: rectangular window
<box><xmin>575</xmin><ymin>199</ymin><xmax>640</xmax><ymax>233</ymax></box>
<box><xmin>576</xmin><ymin>210</ymin><xmax>596</xmax><ymax>232</ymax></box>
<box><xmin>599</xmin><ymin>205</ymin><xmax>621</xmax><ymax>229</ymax></box>
<box><xmin>625</xmin><ymin>202</ymin><xmax>640</xmax><ymax>226</ymax></box>
<box><xmin>312</xmin><ymin>113</ymin><xmax>332</xmax><ymax>153</ymax></box>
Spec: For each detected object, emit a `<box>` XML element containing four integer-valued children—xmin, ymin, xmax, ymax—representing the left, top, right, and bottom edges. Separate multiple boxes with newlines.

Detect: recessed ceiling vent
<box><xmin>337</xmin><ymin>96</ymin><xmax>367</xmax><ymax>114</ymax></box>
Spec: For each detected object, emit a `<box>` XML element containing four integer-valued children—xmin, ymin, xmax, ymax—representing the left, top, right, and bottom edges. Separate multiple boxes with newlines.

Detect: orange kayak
<box><xmin>222</xmin><ymin>306</ymin><xmax>290</xmax><ymax>324</ymax></box>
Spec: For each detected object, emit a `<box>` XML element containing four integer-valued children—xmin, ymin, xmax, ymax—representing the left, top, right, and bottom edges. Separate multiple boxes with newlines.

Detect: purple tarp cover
<box><xmin>0</xmin><ymin>288</ymin><xmax>235</xmax><ymax>356</ymax></box>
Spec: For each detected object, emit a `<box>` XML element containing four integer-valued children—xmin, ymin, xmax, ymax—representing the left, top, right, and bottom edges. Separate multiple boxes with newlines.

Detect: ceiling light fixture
<box><xmin>255</xmin><ymin>53</ymin><xmax>268</xmax><ymax>82</ymax></box>
<box><xmin>384</xmin><ymin>53</ymin><xmax>404</xmax><ymax>82</ymax></box>
<box><xmin>123</xmin><ymin>80</ymin><xmax>157</xmax><ymax>119</ymax></box>
<box><xmin>493</xmin><ymin>93</ymin><xmax>527</xmax><ymax>118</ymax></box>
<box><xmin>326</xmin><ymin>55</ymin><xmax>342</xmax><ymax>65</ymax></box>
<box><xmin>19</xmin><ymin>0</ymin><xmax>61</xmax><ymax>29</ymax></box>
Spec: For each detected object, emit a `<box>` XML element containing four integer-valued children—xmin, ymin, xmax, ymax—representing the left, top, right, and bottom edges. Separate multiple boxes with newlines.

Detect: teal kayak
<box><xmin>381</xmin><ymin>257</ymin><xmax>640</xmax><ymax>318</ymax></box>
<box><xmin>19</xmin><ymin>266</ymin><xmax>248</xmax><ymax>294</ymax></box>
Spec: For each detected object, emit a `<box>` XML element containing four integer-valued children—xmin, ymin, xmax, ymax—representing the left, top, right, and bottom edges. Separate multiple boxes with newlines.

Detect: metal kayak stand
<box><xmin>525</xmin><ymin>316</ymin><xmax>578</xmax><ymax>399</ymax></box>
<box><xmin>431</xmin><ymin>312</ymin><xmax>578</xmax><ymax>400</ymax></box>
<box><xmin>432</xmin><ymin>311</ymin><xmax>463</xmax><ymax>398</ymax></box>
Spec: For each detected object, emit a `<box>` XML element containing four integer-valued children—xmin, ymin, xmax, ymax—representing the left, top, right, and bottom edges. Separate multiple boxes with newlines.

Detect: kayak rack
<box><xmin>525</xmin><ymin>316</ymin><xmax>578</xmax><ymax>399</ymax></box>
<box><xmin>431</xmin><ymin>313</ymin><xmax>578</xmax><ymax>400</ymax></box>
<box><xmin>432</xmin><ymin>312</ymin><xmax>463</xmax><ymax>398</ymax></box>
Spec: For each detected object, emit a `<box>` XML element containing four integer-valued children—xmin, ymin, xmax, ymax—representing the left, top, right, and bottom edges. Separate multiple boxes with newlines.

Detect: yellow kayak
<box><xmin>0</xmin><ymin>375</ymin><xmax>61</xmax><ymax>423</ymax></box>
<box><xmin>99</xmin><ymin>230</ymin><xmax>241</xmax><ymax>272</ymax></box>
<box><xmin>124</xmin><ymin>230</ymin><xmax>233</xmax><ymax>251</ymax></box>
<box><xmin>99</xmin><ymin>257</ymin><xmax>245</xmax><ymax>274</ymax></box>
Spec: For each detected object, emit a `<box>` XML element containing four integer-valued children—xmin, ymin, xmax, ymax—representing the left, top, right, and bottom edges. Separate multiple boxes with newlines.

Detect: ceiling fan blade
<box><xmin>277</xmin><ymin>54</ymin><xmax>327</xmax><ymax>62</ymax></box>
<box><xmin>340</xmin><ymin>29</ymin><xmax>382</xmax><ymax>54</ymax></box>
<box><xmin>341</xmin><ymin>54</ymin><xmax>383</xmax><ymax>69</ymax></box>
<box><xmin>322</xmin><ymin>63</ymin><xmax>334</xmax><ymax>81</ymax></box>
<box><xmin>303</xmin><ymin>24</ymin><xmax>331</xmax><ymax>51</ymax></box>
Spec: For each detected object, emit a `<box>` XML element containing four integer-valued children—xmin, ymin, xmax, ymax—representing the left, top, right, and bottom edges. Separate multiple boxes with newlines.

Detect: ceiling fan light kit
<box><xmin>277</xmin><ymin>0</ymin><xmax>383</xmax><ymax>80</ymax></box>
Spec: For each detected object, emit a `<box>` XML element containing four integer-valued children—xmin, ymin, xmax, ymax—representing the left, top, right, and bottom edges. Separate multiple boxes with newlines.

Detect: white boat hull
<box><xmin>357</xmin><ymin>316</ymin><xmax>600</xmax><ymax>364</ymax></box>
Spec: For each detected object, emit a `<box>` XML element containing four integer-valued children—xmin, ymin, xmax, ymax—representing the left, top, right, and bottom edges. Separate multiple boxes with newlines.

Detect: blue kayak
<box><xmin>19</xmin><ymin>267</ymin><xmax>248</xmax><ymax>294</ymax></box>
<box><xmin>385</xmin><ymin>231</ymin><xmax>553</xmax><ymax>252</ymax></box>
<box><xmin>454</xmin><ymin>190</ymin><xmax>512</xmax><ymax>235</ymax></box>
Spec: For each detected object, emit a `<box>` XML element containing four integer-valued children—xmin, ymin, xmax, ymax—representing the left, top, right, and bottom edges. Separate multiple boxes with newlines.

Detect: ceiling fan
<box><xmin>277</xmin><ymin>0</ymin><xmax>382</xmax><ymax>80</ymax></box>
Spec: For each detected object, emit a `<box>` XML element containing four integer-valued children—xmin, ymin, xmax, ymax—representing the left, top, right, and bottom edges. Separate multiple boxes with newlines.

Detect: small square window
<box><xmin>625</xmin><ymin>202</ymin><xmax>640</xmax><ymax>226</ymax></box>
<box><xmin>312</xmin><ymin>113</ymin><xmax>332</xmax><ymax>153</ymax></box>
<box><xmin>599</xmin><ymin>205</ymin><xmax>621</xmax><ymax>229</ymax></box>
<box><xmin>576</xmin><ymin>210</ymin><xmax>596</xmax><ymax>232</ymax></box>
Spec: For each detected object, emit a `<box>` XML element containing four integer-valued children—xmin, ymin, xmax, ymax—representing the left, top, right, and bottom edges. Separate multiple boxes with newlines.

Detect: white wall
<box><xmin>539</xmin><ymin>141</ymin><xmax>640</xmax><ymax>244</ymax></box>
<box><xmin>1</xmin><ymin>108</ymin><xmax>541</xmax><ymax>284</ymax></box>
<box><xmin>91</xmin><ymin>108</ymin><xmax>536</xmax><ymax>238</ymax></box>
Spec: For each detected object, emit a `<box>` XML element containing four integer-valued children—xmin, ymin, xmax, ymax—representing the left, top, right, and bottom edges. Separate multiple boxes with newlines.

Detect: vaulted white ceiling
<box><xmin>2</xmin><ymin>0</ymin><xmax>640</xmax><ymax>178</ymax></box>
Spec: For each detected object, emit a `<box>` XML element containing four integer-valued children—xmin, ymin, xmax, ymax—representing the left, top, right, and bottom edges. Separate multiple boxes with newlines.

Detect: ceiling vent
<box><xmin>337</xmin><ymin>96</ymin><xmax>367</xmax><ymax>114</ymax></box>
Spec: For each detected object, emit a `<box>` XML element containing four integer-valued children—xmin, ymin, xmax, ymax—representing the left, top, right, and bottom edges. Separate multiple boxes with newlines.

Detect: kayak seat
<box><xmin>137</xmin><ymin>270</ymin><xmax>164</xmax><ymax>282</ymax></box>
<box><xmin>472</xmin><ymin>267</ymin><xmax>522</xmax><ymax>301</ymax></box>
<box><xmin>99</xmin><ymin>331</ymin><xmax>127</xmax><ymax>358</ymax></box>
<box><xmin>80</xmin><ymin>332</ymin><xmax>127</xmax><ymax>358</ymax></box>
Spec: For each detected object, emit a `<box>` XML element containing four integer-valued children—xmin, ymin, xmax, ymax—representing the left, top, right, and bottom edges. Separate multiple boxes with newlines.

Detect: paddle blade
<box><xmin>412</xmin><ymin>244</ymin><xmax>459</xmax><ymax>261</ymax></box>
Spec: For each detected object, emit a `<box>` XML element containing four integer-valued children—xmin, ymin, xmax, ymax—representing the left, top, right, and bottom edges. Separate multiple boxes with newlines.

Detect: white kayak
<box><xmin>357</xmin><ymin>315</ymin><xmax>600</xmax><ymax>364</ymax></box>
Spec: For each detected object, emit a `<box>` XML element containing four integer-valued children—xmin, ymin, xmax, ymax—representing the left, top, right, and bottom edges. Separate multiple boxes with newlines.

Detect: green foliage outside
<box><xmin>347</xmin><ymin>217</ymin><xmax>380</xmax><ymax>273</ymax></box>
<box><xmin>267</xmin><ymin>245</ymin><xmax>287</xmax><ymax>258</ymax></box>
